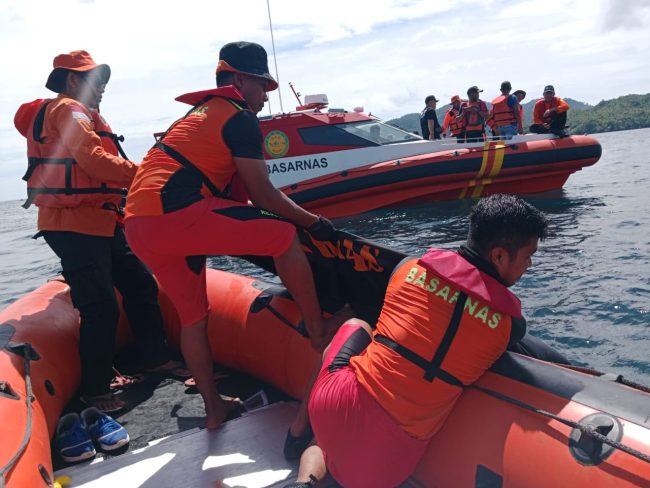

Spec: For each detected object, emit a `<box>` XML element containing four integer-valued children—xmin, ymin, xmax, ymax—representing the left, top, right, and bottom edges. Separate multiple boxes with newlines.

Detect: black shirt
<box><xmin>419</xmin><ymin>107</ymin><xmax>441</xmax><ymax>140</ymax></box>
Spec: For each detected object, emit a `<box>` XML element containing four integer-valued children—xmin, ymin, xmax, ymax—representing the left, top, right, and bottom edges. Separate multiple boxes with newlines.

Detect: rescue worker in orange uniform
<box><xmin>13</xmin><ymin>51</ymin><xmax>183</xmax><ymax>413</ymax></box>
<box><xmin>490</xmin><ymin>81</ymin><xmax>523</xmax><ymax>139</ymax></box>
<box><xmin>460</xmin><ymin>86</ymin><xmax>490</xmax><ymax>142</ymax></box>
<box><xmin>442</xmin><ymin>95</ymin><xmax>465</xmax><ymax>142</ymax></box>
<box><xmin>286</xmin><ymin>194</ymin><xmax>549</xmax><ymax>488</ymax></box>
<box><xmin>124</xmin><ymin>42</ymin><xmax>349</xmax><ymax>430</ymax></box>
<box><xmin>530</xmin><ymin>85</ymin><xmax>570</xmax><ymax>136</ymax></box>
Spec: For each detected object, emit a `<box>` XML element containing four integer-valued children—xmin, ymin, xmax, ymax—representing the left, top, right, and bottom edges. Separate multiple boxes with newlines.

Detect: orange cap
<box><xmin>450</xmin><ymin>95</ymin><xmax>461</xmax><ymax>104</ymax></box>
<box><xmin>45</xmin><ymin>50</ymin><xmax>111</xmax><ymax>93</ymax></box>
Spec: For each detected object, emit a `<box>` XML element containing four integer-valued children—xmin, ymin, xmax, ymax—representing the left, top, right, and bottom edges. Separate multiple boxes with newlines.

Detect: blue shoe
<box><xmin>81</xmin><ymin>407</ymin><xmax>130</xmax><ymax>451</ymax></box>
<box><xmin>54</xmin><ymin>413</ymin><xmax>96</xmax><ymax>463</ymax></box>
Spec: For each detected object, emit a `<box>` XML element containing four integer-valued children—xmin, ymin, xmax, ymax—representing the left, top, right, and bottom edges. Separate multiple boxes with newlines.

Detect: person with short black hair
<box><xmin>286</xmin><ymin>194</ymin><xmax>549</xmax><ymax>488</ymax></box>
<box><xmin>530</xmin><ymin>85</ymin><xmax>570</xmax><ymax>136</ymax></box>
<box><xmin>460</xmin><ymin>86</ymin><xmax>489</xmax><ymax>142</ymax></box>
<box><xmin>490</xmin><ymin>81</ymin><xmax>523</xmax><ymax>139</ymax></box>
<box><xmin>419</xmin><ymin>95</ymin><xmax>442</xmax><ymax>140</ymax></box>
<box><xmin>124</xmin><ymin>41</ymin><xmax>349</xmax><ymax>430</ymax></box>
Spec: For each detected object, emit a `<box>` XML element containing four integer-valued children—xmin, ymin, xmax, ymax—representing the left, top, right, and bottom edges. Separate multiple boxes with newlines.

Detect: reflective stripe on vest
<box><xmin>491</xmin><ymin>95</ymin><xmax>517</xmax><ymax>126</ymax></box>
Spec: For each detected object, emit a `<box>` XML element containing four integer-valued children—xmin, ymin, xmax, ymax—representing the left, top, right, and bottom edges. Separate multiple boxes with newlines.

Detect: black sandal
<box><xmin>283</xmin><ymin>425</ymin><xmax>314</xmax><ymax>461</ymax></box>
<box><xmin>283</xmin><ymin>474</ymin><xmax>318</xmax><ymax>487</ymax></box>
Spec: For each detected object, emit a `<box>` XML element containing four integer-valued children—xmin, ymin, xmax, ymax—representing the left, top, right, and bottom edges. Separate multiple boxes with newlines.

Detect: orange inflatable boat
<box><xmin>1</xmin><ymin>232</ymin><xmax>649</xmax><ymax>487</ymax></box>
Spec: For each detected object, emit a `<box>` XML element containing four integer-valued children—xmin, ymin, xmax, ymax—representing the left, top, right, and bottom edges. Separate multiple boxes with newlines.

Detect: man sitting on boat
<box><xmin>530</xmin><ymin>85</ymin><xmax>570</xmax><ymax>137</ymax></box>
<box><xmin>123</xmin><ymin>41</ymin><xmax>348</xmax><ymax>430</ymax></box>
<box><xmin>13</xmin><ymin>50</ymin><xmax>184</xmax><ymax>413</ymax></box>
<box><xmin>286</xmin><ymin>194</ymin><xmax>548</xmax><ymax>488</ymax></box>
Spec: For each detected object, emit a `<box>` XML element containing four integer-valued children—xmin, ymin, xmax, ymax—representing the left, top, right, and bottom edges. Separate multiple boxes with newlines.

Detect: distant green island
<box><xmin>386</xmin><ymin>93</ymin><xmax>650</xmax><ymax>135</ymax></box>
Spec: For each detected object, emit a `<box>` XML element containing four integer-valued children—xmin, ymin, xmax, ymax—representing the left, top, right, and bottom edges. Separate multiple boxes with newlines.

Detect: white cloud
<box><xmin>1</xmin><ymin>0</ymin><xmax>649</xmax><ymax>200</ymax></box>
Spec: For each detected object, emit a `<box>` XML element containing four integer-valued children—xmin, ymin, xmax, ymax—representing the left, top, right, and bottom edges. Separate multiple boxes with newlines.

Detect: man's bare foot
<box><xmin>205</xmin><ymin>394</ymin><xmax>243</xmax><ymax>430</ymax></box>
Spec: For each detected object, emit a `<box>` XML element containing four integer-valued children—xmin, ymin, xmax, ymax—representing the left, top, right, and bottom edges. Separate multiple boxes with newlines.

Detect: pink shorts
<box><xmin>308</xmin><ymin>322</ymin><xmax>429</xmax><ymax>488</ymax></box>
<box><xmin>124</xmin><ymin>198</ymin><xmax>295</xmax><ymax>326</ymax></box>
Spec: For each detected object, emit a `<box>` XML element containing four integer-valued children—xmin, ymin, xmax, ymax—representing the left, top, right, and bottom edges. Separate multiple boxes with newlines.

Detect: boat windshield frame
<box><xmin>298</xmin><ymin>120</ymin><xmax>422</xmax><ymax>147</ymax></box>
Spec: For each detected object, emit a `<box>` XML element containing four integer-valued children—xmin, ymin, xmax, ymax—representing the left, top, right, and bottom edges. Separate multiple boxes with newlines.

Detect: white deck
<box><xmin>56</xmin><ymin>402</ymin><xmax>310</xmax><ymax>488</ymax></box>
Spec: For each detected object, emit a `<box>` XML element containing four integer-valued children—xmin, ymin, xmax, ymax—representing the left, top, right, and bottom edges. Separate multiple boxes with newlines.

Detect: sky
<box><xmin>1</xmin><ymin>0</ymin><xmax>649</xmax><ymax>201</ymax></box>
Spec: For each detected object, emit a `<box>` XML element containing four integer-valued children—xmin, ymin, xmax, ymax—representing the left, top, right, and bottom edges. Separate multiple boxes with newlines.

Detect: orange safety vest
<box><xmin>91</xmin><ymin>110</ymin><xmax>129</xmax><ymax>160</ymax></box>
<box><xmin>124</xmin><ymin>86</ymin><xmax>249</xmax><ymax>219</ymax></box>
<box><xmin>444</xmin><ymin>106</ymin><xmax>465</xmax><ymax>136</ymax></box>
<box><xmin>15</xmin><ymin>99</ymin><xmax>126</xmax><ymax>210</ymax></box>
<box><xmin>460</xmin><ymin>100</ymin><xmax>488</xmax><ymax>132</ymax></box>
<box><xmin>351</xmin><ymin>249</ymin><xmax>523</xmax><ymax>440</ymax></box>
<box><xmin>491</xmin><ymin>95</ymin><xmax>517</xmax><ymax>127</ymax></box>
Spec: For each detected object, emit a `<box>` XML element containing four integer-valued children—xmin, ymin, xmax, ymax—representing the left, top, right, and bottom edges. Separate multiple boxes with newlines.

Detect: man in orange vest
<box><xmin>442</xmin><ymin>95</ymin><xmax>465</xmax><ymax>142</ymax></box>
<box><xmin>490</xmin><ymin>81</ymin><xmax>523</xmax><ymax>139</ymax></box>
<box><xmin>124</xmin><ymin>42</ymin><xmax>349</xmax><ymax>430</ymax></box>
<box><xmin>13</xmin><ymin>51</ymin><xmax>183</xmax><ymax>413</ymax></box>
<box><xmin>460</xmin><ymin>86</ymin><xmax>489</xmax><ymax>142</ymax></box>
<box><xmin>286</xmin><ymin>194</ymin><xmax>549</xmax><ymax>488</ymax></box>
<box><xmin>530</xmin><ymin>85</ymin><xmax>570</xmax><ymax>136</ymax></box>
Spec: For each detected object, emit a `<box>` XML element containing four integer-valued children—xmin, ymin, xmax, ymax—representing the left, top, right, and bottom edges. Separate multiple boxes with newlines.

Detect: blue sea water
<box><xmin>1</xmin><ymin>128</ymin><xmax>649</xmax><ymax>384</ymax></box>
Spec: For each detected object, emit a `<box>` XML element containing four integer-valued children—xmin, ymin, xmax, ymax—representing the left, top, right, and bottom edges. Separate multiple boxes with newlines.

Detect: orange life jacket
<box><xmin>351</xmin><ymin>249</ymin><xmax>523</xmax><ymax>439</ymax></box>
<box><xmin>91</xmin><ymin>110</ymin><xmax>128</xmax><ymax>160</ymax></box>
<box><xmin>15</xmin><ymin>99</ymin><xmax>126</xmax><ymax>210</ymax></box>
<box><xmin>445</xmin><ymin>106</ymin><xmax>465</xmax><ymax>135</ymax></box>
<box><xmin>491</xmin><ymin>95</ymin><xmax>517</xmax><ymax>126</ymax></box>
<box><xmin>460</xmin><ymin>100</ymin><xmax>488</xmax><ymax>132</ymax></box>
<box><xmin>124</xmin><ymin>86</ymin><xmax>249</xmax><ymax>218</ymax></box>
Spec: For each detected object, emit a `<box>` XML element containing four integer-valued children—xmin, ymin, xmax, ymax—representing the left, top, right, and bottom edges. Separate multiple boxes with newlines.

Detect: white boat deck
<box><xmin>56</xmin><ymin>402</ymin><xmax>317</xmax><ymax>488</ymax></box>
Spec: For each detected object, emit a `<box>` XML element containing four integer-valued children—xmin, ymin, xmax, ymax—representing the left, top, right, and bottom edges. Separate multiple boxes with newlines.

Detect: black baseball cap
<box><xmin>425</xmin><ymin>95</ymin><xmax>439</xmax><ymax>103</ymax></box>
<box><xmin>467</xmin><ymin>86</ymin><xmax>483</xmax><ymax>94</ymax></box>
<box><xmin>216</xmin><ymin>41</ymin><xmax>278</xmax><ymax>91</ymax></box>
<box><xmin>543</xmin><ymin>85</ymin><xmax>555</xmax><ymax>94</ymax></box>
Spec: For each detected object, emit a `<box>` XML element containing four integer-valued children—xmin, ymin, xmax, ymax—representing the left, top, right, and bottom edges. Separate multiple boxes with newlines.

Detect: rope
<box><xmin>470</xmin><ymin>384</ymin><xmax>650</xmax><ymax>464</ymax></box>
<box><xmin>0</xmin><ymin>354</ymin><xmax>36</xmax><ymax>487</ymax></box>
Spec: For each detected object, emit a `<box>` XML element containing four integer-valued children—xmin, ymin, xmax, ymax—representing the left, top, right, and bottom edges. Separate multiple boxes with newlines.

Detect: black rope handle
<box><xmin>470</xmin><ymin>384</ymin><xmax>650</xmax><ymax>464</ymax></box>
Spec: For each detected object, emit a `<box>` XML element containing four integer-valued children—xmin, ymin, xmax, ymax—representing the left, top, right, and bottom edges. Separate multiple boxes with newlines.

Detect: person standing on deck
<box><xmin>490</xmin><ymin>81</ymin><xmax>523</xmax><ymax>139</ymax></box>
<box><xmin>419</xmin><ymin>95</ymin><xmax>442</xmax><ymax>140</ymax></box>
<box><xmin>514</xmin><ymin>89</ymin><xmax>527</xmax><ymax>131</ymax></box>
<box><xmin>123</xmin><ymin>42</ymin><xmax>349</xmax><ymax>429</ymax></box>
<box><xmin>442</xmin><ymin>95</ymin><xmax>466</xmax><ymax>142</ymax></box>
<box><xmin>13</xmin><ymin>50</ymin><xmax>183</xmax><ymax>413</ymax></box>
<box><xmin>460</xmin><ymin>86</ymin><xmax>489</xmax><ymax>142</ymax></box>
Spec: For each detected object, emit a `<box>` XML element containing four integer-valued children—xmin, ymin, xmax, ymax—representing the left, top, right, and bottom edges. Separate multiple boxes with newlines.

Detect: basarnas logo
<box><xmin>264</xmin><ymin>130</ymin><xmax>290</xmax><ymax>158</ymax></box>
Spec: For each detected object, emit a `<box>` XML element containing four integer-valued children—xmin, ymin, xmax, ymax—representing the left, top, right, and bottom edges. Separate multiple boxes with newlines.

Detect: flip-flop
<box><xmin>145</xmin><ymin>360</ymin><xmax>192</xmax><ymax>379</ymax></box>
<box><xmin>80</xmin><ymin>393</ymin><xmax>125</xmax><ymax>414</ymax></box>
<box><xmin>110</xmin><ymin>373</ymin><xmax>145</xmax><ymax>391</ymax></box>
<box><xmin>183</xmin><ymin>371</ymin><xmax>230</xmax><ymax>388</ymax></box>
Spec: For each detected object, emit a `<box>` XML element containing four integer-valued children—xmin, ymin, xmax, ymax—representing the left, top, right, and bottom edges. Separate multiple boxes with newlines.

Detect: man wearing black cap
<box><xmin>460</xmin><ymin>86</ymin><xmax>489</xmax><ymax>142</ymax></box>
<box><xmin>14</xmin><ymin>50</ymin><xmax>181</xmax><ymax>413</ymax></box>
<box><xmin>419</xmin><ymin>95</ymin><xmax>442</xmax><ymax>140</ymax></box>
<box><xmin>124</xmin><ymin>41</ymin><xmax>350</xmax><ymax>430</ymax></box>
<box><xmin>530</xmin><ymin>85</ymin><xmax>570</xmax><ymax>136</ymax></box>
<box><xmin>490</xmin><ymin>81</ymin><xmax>523</xmax><ymax>139</ymax></box>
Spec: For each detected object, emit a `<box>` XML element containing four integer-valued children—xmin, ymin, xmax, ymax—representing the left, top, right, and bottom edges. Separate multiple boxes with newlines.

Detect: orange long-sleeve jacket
<box><xmin>16</xmin><ymin>94</ymin><xmax>136</xmax><ymax>236</ymax></box>
<box><xmin>533</xmin><ymin>97</ymin><xmax>570</xmax><ymax>125</ymax></box>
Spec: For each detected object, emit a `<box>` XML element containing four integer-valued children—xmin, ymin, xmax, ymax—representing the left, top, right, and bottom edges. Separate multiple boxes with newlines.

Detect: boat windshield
<box><xmin>299</xmin><ymin>121</ymin><xmax>421</xmax><ymax>147</ymax></box>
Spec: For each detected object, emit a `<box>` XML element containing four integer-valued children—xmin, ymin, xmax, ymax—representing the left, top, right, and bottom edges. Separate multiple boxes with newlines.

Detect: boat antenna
<box><xmin>289</xmin><ymin>82</ymin><xmax>303</xmax><ymax>106</ymax></box>
<box><xmin>266</xmin><ymin>0</ymin><xmax>284</xmax><ymax>114</ymax></box>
